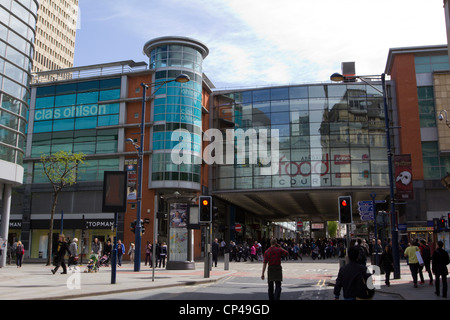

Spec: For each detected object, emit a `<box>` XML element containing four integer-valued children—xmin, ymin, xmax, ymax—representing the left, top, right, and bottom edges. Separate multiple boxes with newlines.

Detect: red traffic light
<box><xmin>202</xmin><ymin>199</ymin><xmax>209</xmax><ymax>206</ymax></box>
<box><xmin>341</xmin><ymin>200</ymin><xmax>348</xmax><ymax>207</ymax></box>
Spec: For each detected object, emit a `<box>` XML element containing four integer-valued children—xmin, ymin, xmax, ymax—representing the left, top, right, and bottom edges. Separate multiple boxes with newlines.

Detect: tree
<box><xmin>39</xmin><ymin>151</ymin><xmax>86</xmax><ymax>265</ymax></box>
<box><xmin>327</xmin><ymin>221</ymin><xmax>338</xmax><ymax>238</ymax></box>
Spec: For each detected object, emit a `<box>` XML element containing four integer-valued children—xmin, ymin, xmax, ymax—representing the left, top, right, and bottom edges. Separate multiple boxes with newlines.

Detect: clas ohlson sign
<box><xmin>34</xmin><ymin>104</ymin><xmax>108</xmax><ymax>121</ymax></box>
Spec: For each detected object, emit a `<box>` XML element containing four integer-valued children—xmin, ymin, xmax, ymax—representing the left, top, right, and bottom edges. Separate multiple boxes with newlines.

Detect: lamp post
<box><xmin>330</xmin><ymin>72</ymin><xmax>400</xmax><ymax>279</ymax></box>
<box><xmin>126</xmin><ymin>73</ymin><xmax>190</xmax><ymax>272</ymax></box>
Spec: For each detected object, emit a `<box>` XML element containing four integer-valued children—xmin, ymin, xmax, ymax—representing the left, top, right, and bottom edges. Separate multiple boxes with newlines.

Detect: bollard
<box><xmin>224</xmin><ymin>253</ymin><xmax>229</xmax><ymax>270</ymax></box>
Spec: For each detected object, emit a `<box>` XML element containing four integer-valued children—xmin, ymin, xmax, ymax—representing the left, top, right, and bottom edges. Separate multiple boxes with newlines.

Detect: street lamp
<box><xmin>127</xmin><ymin>73</ymin><xmax>190</xmax><ymax>272</ymax></box>
<box><xmin>330</xmin><ymin>72</ymin><xmax>400</xmax><ymax>279</ymax></box>
<box><xmin>438</xmin><ymin>110</ymin><xmax>450</xmax><ymax>128</ymax></box>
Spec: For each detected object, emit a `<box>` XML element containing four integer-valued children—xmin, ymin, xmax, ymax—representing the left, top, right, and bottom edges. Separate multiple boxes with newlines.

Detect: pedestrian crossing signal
<box><xmin>338</xmin><ymin>196</ymin><xmax>352</xmax><ymax>224</ymax></box>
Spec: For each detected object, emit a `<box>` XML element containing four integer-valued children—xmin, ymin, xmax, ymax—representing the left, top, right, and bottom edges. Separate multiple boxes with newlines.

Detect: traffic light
<box><xmin>199</xmin><ymin>196</ymin><xmax>212</xmax><ymax>223</ymax></box>
<box><xmin>130</xmin><ymin>220</ymin><xmax>136</xmax><ymax>233</ymax></box>
<box><xmin>338</xmin><ymin>196</ymin><xmax>352</xmax><ymax>224</ymax></box>
<box><xmin>440</xmin><ymin>218</ymin><xmax>446</xmax><ymax>231</ymax></box>
<box><xmin>141</xmin><ymin>219</ymin><xmax>145</xmax><ymax>234</ymax></box>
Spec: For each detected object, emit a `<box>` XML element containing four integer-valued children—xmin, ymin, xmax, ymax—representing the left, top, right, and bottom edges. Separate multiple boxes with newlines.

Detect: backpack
<box><xmin>356</xmin><ymin>271</ymin><xmax>375</xmax><ymax>300</ymax></box>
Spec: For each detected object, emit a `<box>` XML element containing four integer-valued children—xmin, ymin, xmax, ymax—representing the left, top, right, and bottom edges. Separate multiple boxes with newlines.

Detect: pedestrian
<box><xmin>128</xmin><ymin>243</ymin><xmax>135</xmax><ymax>263</ymax></box>
<box><xmin>145</xmin><ymin>241</ymin><xmax>152</xmax><ymax>266</ymax></box>
<box><xmin>212</xmin><ymin>238</ymin><xmax>219</xmax><ymax>267</ymax></box>
<box><xmin>158</xmin><ymin>242</ymin><xmax>167</xmax><ymax>268</ymax></box>
<box><xmin>333</xmin><ymin>246</ymin><xmax>371</xmax><ymax>300</ymax></box>
<box><xmin>68</xmin><ymin>238</ymin><xmax>78</xmax><ymax>268</ymax></box>
<box><xmin>261</xmin><ymin>238</ymin><xmax>289</xmax><ymax>300</ymax></box>
<box><xmin>418</xmin><ymin>239</ymin><xmax>433</xmax><ymax>285</ymax></box>
<box><xmin>117</xmin><ymin>240</ymin><xmax>125</xmax><ymax>266</ymax></box>
<box><xmin>355</xmin><ymin>238</ymin><xmax>369</xmax><ymax>266</ymax></box>
<box><xmin>91</xmin><ymin>237</ymin><xmax>102</xmax><ymax>270</ymax></box>
<box><xmin>432</xmin><ymin>241</ymin><xmax>449</xmax><ymax>298</ymax></box>
<box><xmin>15</xmin><ymin>241</ymin><xmax>24</xmax><ymax>268</ymax></box>
<box><xmin>52</xmin><ymin>234</ymin><xmax>71</xmax><ymax>274</ymax></box>
<box><xmin>404</xmin><ymin>241</ymin><xmax>421</xmax><ymax>288</ymax></box>
<box><xmin>250</xmin><ymin>242</ymin><xmax>257</xmax><ymax>262</ymax></box>
<box><xmin>379</xmin><ymin>244</ymin><xmax>394</xmax><ymax>287</ymax></box>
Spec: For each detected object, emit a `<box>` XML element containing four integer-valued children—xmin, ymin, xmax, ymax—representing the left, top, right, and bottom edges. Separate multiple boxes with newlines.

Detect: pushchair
<box><xmin>84</xmin><ymin>254</ymin><xmax>99</xmax><ymax>273</ymax></box>
<box><xmin>99</xmin><ymin>254</ymin><xmax>110</xmax><ymax>267</ymax></box>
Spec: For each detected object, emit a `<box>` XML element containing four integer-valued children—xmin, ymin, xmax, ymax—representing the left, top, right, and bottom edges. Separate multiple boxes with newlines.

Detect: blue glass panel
<box><xmin>271</xmin><ymin>87</ymin><xmax>289</xmax><ymax>100</ymax></box>
<box><xmin>77</xmin><ymin>91</ymin><xmax>99</xmax><ymax>104</ymax></box>
<box><xmin>55</xmin><ymin>83</ymin><xmax>77</xmax><ymax>95</ymax></box>
<box><xmin>98</xmin><ymin>114</ymin><xmax>119</xmax><ymax>126</ymax></box>
<box><xmin>36</xmin><ymin>86</ymin><xmax>55</xmax><ymax>97</ymax></box>
<box><xmin>154</xmin><ymin>105</ymin><xmax>165</xmax><ymax>115</ymax></box>
<box><xmin>100</xmin><ymin>78</ymin><xmax>121</xmax><ymax>90</ymax></box>
<box><xmin>54</xmin><ymin>94</ymin><xmax>76</xmax><ymax>107</ymax></box>
<box><xmin>53</xmin><ymin>118</ymin><xmax>74</xmax><ymax>132</ymax></box>
<box><xmin>35</xmin><ymin>96</ymin><xmax>54</xmax><ymax>109</ymax></box>
<box><xmin>153</xmin><ymin>140</ymin><xmax>164</xmax><ymax>150</ymax></box>
<box><xmin>253</xmin><ymin>89</ymin><xmax>270</xmax><ymax>102</ymax></box>
<box><xmin>77</xmin><ymin>80</ymin><xmax>99</xmax><ymax>92</ymax></box>
<box><xmin>154</xmin><ymin>114</ymin><xmax>165</xmax><ymax>121</ymax></box>
<box><xmin>99</xmin><ymin>89</ymin><xmax>120</xmax><ymax>101</ymax></box>
<box><xmin>153</xmin><ymin>132</ymin><xmax>165</xmax><ymax>141</ymax></box>
<box><xmin>270</xmin><ymin>112</ymin><xmax>290</xmax><ymax>124</ymax></box>
<box><xmin>289</xmin><ymin>86</ymin><xmax>308</xmax><ymax>99</ymax></box>
<box><xmin>33</xmin><ymin>120</ymin><xmax>52</xmax><ymax>133</ymax></box>
<box><xmin>101</xmin><ymin>103</ymin><xmax>120</xmax><ymax>114</ymax></box>
<box><xmin>166</xmin><ymin>114</ymin><xmax>180</xmax><ymax>122</ymax></box>
<box><xmin>75</xmin><ymin>116</ymin><xmax>97</xmax><ymax>130</ymax></box>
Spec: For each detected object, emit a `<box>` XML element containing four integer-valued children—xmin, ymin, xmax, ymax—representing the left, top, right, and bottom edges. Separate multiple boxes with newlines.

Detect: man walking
<box><xmin>261</xmin><ymin>238</ymin><xmax>288</xmax><ymax>300</ymax></box>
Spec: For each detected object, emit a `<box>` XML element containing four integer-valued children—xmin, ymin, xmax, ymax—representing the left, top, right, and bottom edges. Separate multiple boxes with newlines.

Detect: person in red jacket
<box><xmin>261</xmin><ymin>238</ymin><xmax>288</xmax><ymax>300</ymax></box>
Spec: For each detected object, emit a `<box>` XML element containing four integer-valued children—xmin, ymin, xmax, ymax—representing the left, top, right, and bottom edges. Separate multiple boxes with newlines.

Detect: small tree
<box><xmin>40</xmin><ymin>151</ymin><xmax>86</xmax><ymax>265</ymax></box>
<box><xmin>327</xmin><ymin>221</ymin><xmax>338</xmax><ymax>238</ymax></box>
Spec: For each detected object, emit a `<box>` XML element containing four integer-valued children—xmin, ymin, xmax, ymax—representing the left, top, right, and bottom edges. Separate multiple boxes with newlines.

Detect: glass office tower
<box><xmin>0</xmin><ymin>0</ymin><xmax>39</xmax><ymax>266</ymax></box>
<box><xmin>143</xmin><ymin>36</ymin><xmax>209</xmax><ymax>191</ymax></box>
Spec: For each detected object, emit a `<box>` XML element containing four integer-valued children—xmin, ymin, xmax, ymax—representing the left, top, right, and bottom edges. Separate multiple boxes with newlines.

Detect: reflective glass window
<box><xmin>77</xmin><ymin>91</ymin><xmax>98</xmax><ymax>104</ymax></box>
<box><xmin>99</xmin><ymin>89</ymin><xmax>120</xmax><ymax>101</ymax></box>
<box><xmin>75</xmin><ymin>116</ymin><xmax>97</xmax><ymax>130</ymax></box>
<box><xmin>53</xmin><ymin>118</ymin><xmax>74</xmax><ymax>131</ymax></box>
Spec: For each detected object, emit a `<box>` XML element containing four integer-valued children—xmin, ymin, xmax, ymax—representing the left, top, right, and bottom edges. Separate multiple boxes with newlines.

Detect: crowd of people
<box><xmin>48</xmin><ymin>236</ymin><xmax>171</xmax><ymax>273</ymax></box>
<box><xmin>215</xmin><ymin>237</ymin><xmax>349</xmax><ymax>264</ymax></box>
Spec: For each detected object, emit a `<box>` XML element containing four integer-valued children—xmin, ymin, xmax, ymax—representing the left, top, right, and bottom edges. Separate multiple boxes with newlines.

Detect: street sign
<box><xmin>358</xmin><ymin>200</ymin><xmax>375</xmax><ymax>221</ymax></box>
<box><xmin>297</xmin><ymin>220</ymin><xmax>303</xmax><ymax>228</ymax></box>
<box><xmin>235</xmin><ymin>224</ymin><xmax>242</xmax><ymax>232</ymax></box>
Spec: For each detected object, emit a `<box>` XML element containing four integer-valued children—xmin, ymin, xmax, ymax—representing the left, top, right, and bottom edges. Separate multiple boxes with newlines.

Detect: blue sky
<box><xmin>74</xmin><ymin>0</ymin><xmax>447</xmax><ymax>89</ymax></box>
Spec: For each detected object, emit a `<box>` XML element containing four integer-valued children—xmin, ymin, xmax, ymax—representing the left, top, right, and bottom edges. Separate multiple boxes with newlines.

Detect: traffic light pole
<box><xmin>204</xmin><ymin>223</ymin><xmax>210</xmax><ymax>278</ymax></box>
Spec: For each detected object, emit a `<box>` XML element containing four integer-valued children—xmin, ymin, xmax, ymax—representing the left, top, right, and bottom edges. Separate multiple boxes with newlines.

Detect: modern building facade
<box><xmin>210</xmin><ymin>78</ymin><xmax>393</xmax><ymax>242</ymax></box>
<box><xmin>0</xmin><ymin>0</ymin><xmax>39</xmax><ymax>266</ymax></box>
<box><xmin>13</xmin><ymin>37</ymin><xmax>213</xmax><ymax>264</ymax></box>
<box><xmin>32</xmin><ymin>0</ymin><xmax>78</xmax><ymax>72</ymax></box>
<box><xmin>5</xmin><ymin>33</ymin><xmax>450</xmax><ymax>262</ymax></box>
<box><xmin>385</xmin><ymin>45</ymin><xmax>450</xmax><ymax>247</ymax></box>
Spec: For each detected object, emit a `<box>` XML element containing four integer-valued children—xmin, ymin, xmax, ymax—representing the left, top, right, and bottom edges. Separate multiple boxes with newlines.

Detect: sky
<box><xmin>74</xmin><ymin>0</ymin><xmax>448</xmax><ymax>89</ymax></box>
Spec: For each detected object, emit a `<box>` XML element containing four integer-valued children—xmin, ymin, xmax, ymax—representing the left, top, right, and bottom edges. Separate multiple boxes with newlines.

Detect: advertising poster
<box><xmin>394</xmin><ymin>154</ymin><xmax>413</xmax><ymax>200</ymax></box>
<box><xmin>169</xmin><ymin>203</ymin><xmax>188</xmax><ymax>261</ymax></box>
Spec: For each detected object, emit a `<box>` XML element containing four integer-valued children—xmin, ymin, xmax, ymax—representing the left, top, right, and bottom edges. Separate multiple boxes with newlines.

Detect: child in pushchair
<box><xmin>84</xmin><ymin>254</ymin><xmax>99</xmax><ymax>272</ymax></box>
<box><xmin>99</xmin><ymin>254</ymin><xmax>110</xmax><ymax>267</ymax></box>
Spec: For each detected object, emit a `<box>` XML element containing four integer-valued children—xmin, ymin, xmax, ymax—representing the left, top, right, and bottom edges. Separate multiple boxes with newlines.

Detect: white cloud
<box><xmin>75</xmin><ymin>0</ymin><xmax>447</xmax><ymax>88</ymax></box>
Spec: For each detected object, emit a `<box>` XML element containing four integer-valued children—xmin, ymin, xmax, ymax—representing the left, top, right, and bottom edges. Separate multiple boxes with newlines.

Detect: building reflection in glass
<box><xmin>213</xmin><ymin>83</ymin><xmax>389</xmax><ymax>191</ymax></box>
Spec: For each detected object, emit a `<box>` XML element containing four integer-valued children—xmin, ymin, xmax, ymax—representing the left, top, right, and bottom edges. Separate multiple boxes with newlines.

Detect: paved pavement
<box><xmin>0</xmin><ymin>257</ymin><xmax>447</xmax><ymax>300</ymax></box>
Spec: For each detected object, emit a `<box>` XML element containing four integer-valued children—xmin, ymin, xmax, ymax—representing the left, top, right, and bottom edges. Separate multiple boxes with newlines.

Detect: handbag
<box><xmin>416</xmin><ymin>251</ymin><xmax>424</xmax><ymax>266</ymax></box>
